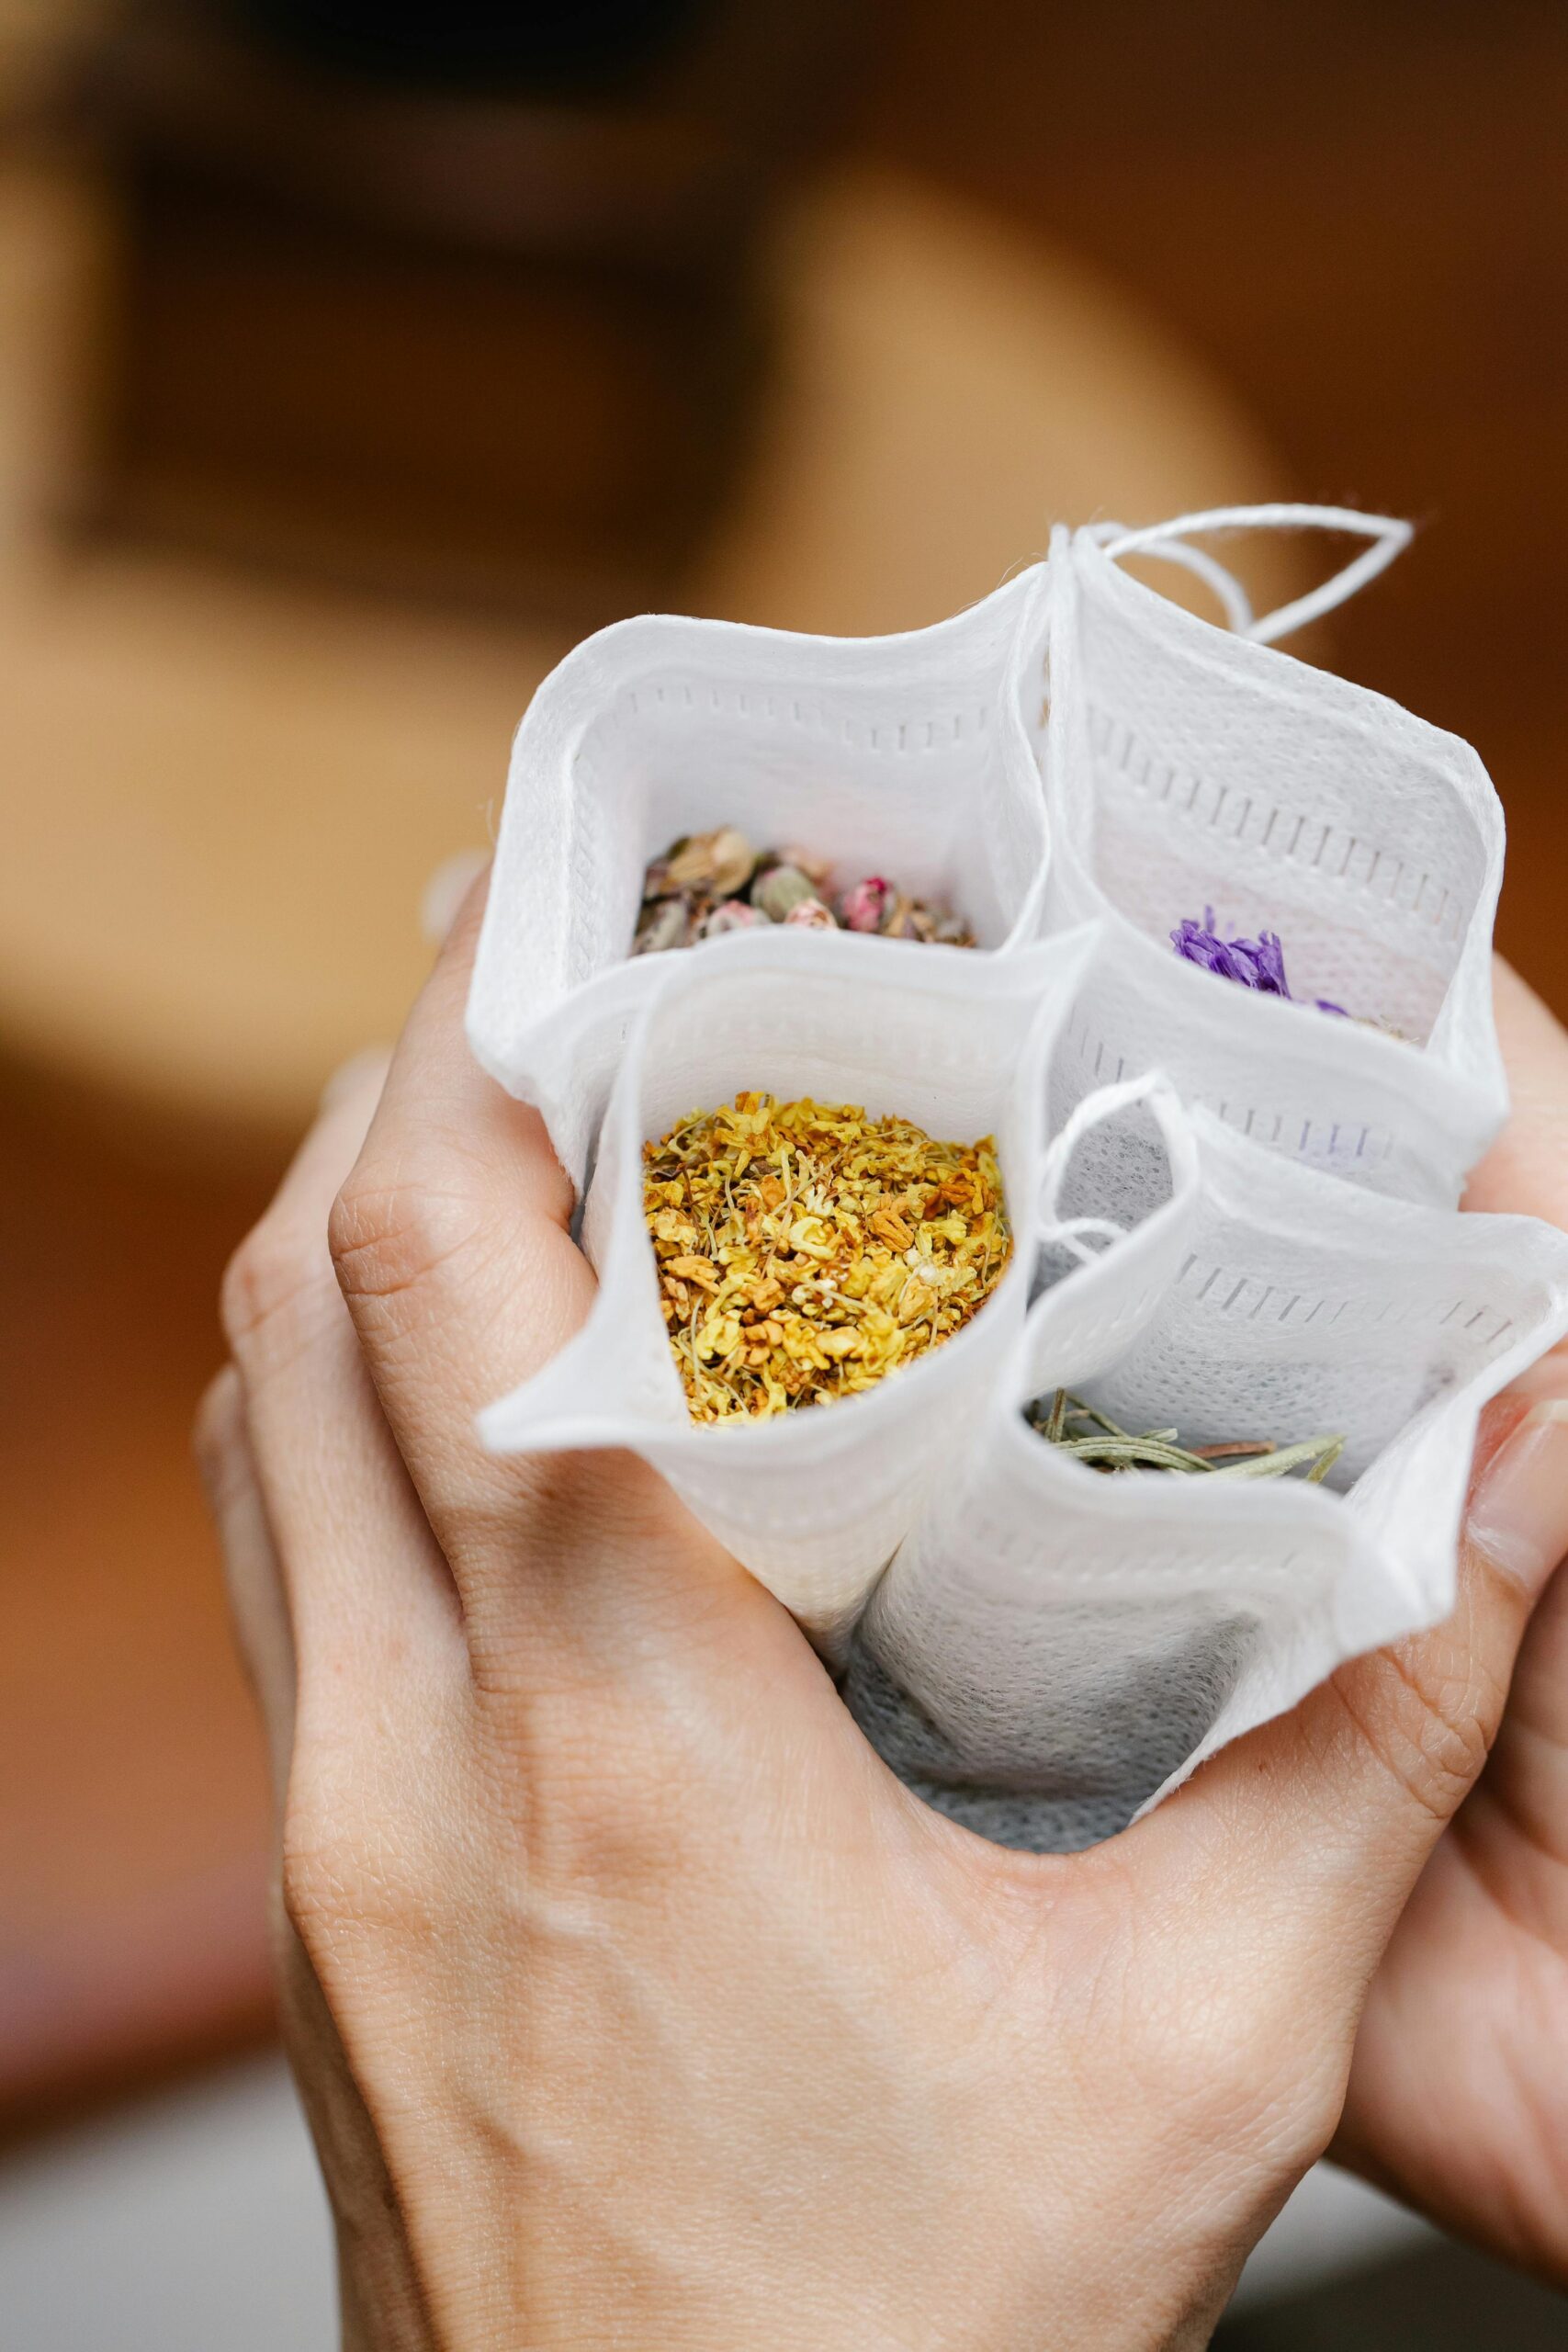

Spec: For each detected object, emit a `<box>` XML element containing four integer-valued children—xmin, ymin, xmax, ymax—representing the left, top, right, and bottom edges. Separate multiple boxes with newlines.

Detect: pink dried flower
<box><xmin>783</xmin><ymin>895</ymin><xmax>837</xmax><ymax>930</ymax></box>
<box><xmin>840</xmin><ymin>876</ymin><xmax>891</xmax><ymax>933</ymax></box>
<box><xmin>696</xmin><ymin>899</ymin><xmax>765</xmax><ymax>939</ymax></box>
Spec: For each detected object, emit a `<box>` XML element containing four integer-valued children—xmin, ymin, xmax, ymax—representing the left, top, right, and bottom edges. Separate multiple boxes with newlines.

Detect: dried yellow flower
<box><xmin>641</xmin><ymin>1093</ymin><xmax>1011</xmax><ymax>1423</ymax></box>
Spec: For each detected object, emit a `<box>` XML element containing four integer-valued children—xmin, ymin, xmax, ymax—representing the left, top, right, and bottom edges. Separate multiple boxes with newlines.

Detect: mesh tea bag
<box><xmin>466</xmin><ymin>567</ymin><xmax>1054</xmax><ymax>1186</ymax></box>
<box><xmin>478</xmin><ymin>924</ymin><xmax>1098</xmax><ymax>1641</ymax></box>
<box><xmin>847</xmin><ymin>1079</ymin><xmax>1568</xmax><ymax>1851</ymax></box>
<box><xmin>1034</xmin><ymin>506</ymin><xmax>1509</xmax><ymax>1204</ymax></box>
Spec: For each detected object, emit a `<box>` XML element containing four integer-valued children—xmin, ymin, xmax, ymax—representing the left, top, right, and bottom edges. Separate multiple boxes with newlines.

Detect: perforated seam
<box><xmin>1086</xmin><ymin>705</ymin><xmax>1470</xmax><ymax>944</ymax></box>
<box><xmin>617</xmin><ymin>679</ymin><xmax>995</xmax><ymax>754</ymax></box>
<box><xmin>1064</xmin><ymin>1013</ymin><xmax>1397</xmax><ymax>1168</ymax></box>
<box><xmin>1174</xmin><ymin>1250</ymin><xmax>1517</xmax><ymax>1346</ymax></box>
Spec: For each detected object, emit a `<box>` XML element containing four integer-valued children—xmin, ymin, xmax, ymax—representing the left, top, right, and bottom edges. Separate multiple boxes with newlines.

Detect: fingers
<box><xmin>326</xmin><ymin>876</ymin><xmax>746</xmax><ymax>1643</ymax></box>
<box><xmin>195</xmin><ymin>1363</ymin><xmax>296</xmax><ymax>1802</ymax></box>
<box><xmin>1144</xmin><ymin>967</ymin><xmax>1568</xmax><ymax>1973</ymax></box>
<box><xmin>1464</xmin><ymin>958</ymin><xmax>1568</xmax><ymax>1224</ymax></box>
<box><xmin>220</xmin><ymin>1049</ymin><xmax>464</xmax><ymax>1703</ymax></box>
<box><xmin>1152</xmin><ymin>1373</ymin><xmax>1568</xmax><ymax>1998</ymax></box>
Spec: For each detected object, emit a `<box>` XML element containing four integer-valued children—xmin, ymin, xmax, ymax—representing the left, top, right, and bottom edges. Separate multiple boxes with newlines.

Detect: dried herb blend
<box><xmin>634</xmin><ymin>828</ymin><xmax>975</xmax><ymax>956</ymax></box>
<box><xmin>1029</xmin><ymin>1391</ymin><xmax>1344</xmax><ymax>1483</ymax></box>
<box><xmin>643</xmin><ymin>1093</ymin><xmax>1010</xmax><ymax>1422</ymax></box>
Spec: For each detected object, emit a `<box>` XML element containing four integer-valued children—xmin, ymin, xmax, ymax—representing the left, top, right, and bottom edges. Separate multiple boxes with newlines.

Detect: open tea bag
<box><xmin>464</xmin><ymin>500</ymin><xmax>1560</xmax><ymax>1857</ymax></box>
<box><xmin>1034</xmin><ymin>507</ymin><xmax>1509</xmax><ymax>1204</ymax></box>
<box><xmin>845</xmin><ymin>1080</ymin><xmax>1568</xmax><ymax>1850</ymax></box>
<box><xmin>478</xmin><ymin>923</ymin><xmax>1097</xmax><ymax>1641</ymax></box>
<box><xmin>467</xmin><ymin>567</ymin><xmax>1054</xmax><ymax>1187</ymax></box>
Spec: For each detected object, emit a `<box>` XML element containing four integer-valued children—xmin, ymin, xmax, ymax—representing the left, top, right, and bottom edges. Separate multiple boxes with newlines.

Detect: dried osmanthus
<box><xmin>1028</xmin><ymin>1391</ymin><xmax>1344</xmax><ymax>1483</ymax></box>
<box><xmin>642</xmin><ymin>1093</ymin><xmax>1010</xmax><ymax>1422</ymax></box>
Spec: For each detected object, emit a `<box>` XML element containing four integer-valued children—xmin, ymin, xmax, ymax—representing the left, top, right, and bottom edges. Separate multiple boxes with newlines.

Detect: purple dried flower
<box><xmin>1172</xmin><ymin>909</ymin><xmax>1348</xmax><ymax>1017</ymax></box>
<box><xmin>1171</xmin><ymin>907</ymin><xmax>1291</xmax><ymax>994</ymax></box>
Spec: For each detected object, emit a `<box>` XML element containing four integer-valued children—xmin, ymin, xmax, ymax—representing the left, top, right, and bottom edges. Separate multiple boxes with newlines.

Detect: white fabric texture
<box><xmin>847</xmin><ymin>1086</ymin><xmax>1568</xmax><ymax>1850</ymax></box>
<box><xmin>479</xmin><ymin>925</ymin><xmax>1097</xmax><ymax>1642</ymax></box>
<box><xmin>467</xmin><ymin>565</ymin><xmax>1054</xmax><ymax>1188</ymax></box>
<box><xmin>468</xmin><ymin>503</ymin><xmax>1559</xmax><ymax>1850</ymax></box>
<box><xmin>1034</xmin><ymin>512</ymin><xmax>1509</xmax><ymax>1204</ymax></box>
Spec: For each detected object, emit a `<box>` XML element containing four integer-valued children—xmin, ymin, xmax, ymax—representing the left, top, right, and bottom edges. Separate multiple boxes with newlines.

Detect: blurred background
<box><xmin>2</xmin><ymin>3</ymin><xmax>1565</xmax><ymax>2343</ymax></box>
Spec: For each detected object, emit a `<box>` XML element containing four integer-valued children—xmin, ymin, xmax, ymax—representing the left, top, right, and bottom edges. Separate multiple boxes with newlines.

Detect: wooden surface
<box><xmin>0</xmin><ymin>154</ymin><xmax>1293</xmax><ymax>1136</ymax></box>
<box><xmin>0</xmin><ymin>151</ymin><xmax>1292</xmax><ymax>2129</ymax></box>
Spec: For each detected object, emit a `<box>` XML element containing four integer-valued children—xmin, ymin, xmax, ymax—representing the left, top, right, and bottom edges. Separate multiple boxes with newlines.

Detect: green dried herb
<box><xmin>1027</xmin><ymin>1392</ymin><xmax>1344</xmax><ymax>1484</ymax></box>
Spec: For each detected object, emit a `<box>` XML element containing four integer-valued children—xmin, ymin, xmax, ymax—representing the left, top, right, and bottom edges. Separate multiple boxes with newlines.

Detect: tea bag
<box><xmin>1034</xmin><ymin>507</ymin><xmax>1509</xmax><ymax>1204</ymax></box>
<box><xmin>478</xmin><ymin>924</ymin><xmax>1097</xmax><ymax>1642</ymax></box>
<box><xmin>467</xmin><ymin>566</ymin><xmax>1055</xmax><ymax>1187</ymax></box>
<box><xmin>846</xmin><ymin>1080</ymin><xmax>1568</xmax><ymax>1850</ymax></box>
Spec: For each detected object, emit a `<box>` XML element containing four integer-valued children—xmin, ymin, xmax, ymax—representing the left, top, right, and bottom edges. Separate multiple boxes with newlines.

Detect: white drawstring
<box><xmin>1095</xmin><ymin>503</ymin><xmax>1413</xmax><ymax>646</ymax></box>
<box><xmin>1038</xmin><ymin>1072</ymin><xmax>1190</xmax><ymax>1262</ymax></box>
<box><xmin>1081</xmin><ymin>520</ymin><xmax>1255</xmax><ymax>634</ymax></box>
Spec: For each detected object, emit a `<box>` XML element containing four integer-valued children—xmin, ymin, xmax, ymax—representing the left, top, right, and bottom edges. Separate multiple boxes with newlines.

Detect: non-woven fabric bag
<box><xmin>845</xmin><ymin>1077</ymin><xmax>1568</xmax><ymax>1851</ymax></box>
<box><xmin>478</xmin><ymin>923</ymin><xmax>1098</xmax><ymax>1642</ymax></box>
<box><xmin>466</xmin><ymin>564</ymin><xmax>1055</xmax><ymax>1188</ymax></box>
<box><xmin>1032</xmin><ymin>506</ymin><xmax>1509</xmax><ymax>1204</ymax></box>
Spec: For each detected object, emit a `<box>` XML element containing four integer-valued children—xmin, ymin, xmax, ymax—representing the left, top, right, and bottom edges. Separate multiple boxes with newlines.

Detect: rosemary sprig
<box><xmin>1027</xmin><ymin>1392</ymin><xmax>1344</xmax><ymax>1484</ymax></box>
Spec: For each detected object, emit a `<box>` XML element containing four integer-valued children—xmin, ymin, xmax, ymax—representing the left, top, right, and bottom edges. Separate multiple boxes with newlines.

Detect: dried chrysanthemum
<box><xmin>642</xmin><ymin>1093</ymin><xmax>1010</xmax><ymax>1422</ymax></box>
<box><xmin>1028</xmin><ymin>1391</ymin><xmax>1344</xmax><ymax>1482</ymax></box>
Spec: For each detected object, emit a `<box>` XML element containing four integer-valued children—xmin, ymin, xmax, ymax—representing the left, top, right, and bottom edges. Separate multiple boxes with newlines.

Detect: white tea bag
<box><xmin>479</xmin><ymin>923</ymin><xmax>1098</xmax><ymax>1641</ymax></box>
<box><xmin>847</xmin><ymin>1080</ymin><xmax>1568</xmax><ymax>1849</ymax></box>
<box><xmin>1035</xmin><ymin>507</ymin><xmax>1509</xmax><ymax>1203</ymax></box>
<box><xmin>467</xmin><ymin>566</ymin><xmax>1055</xmax><ymax>1186</ymax></box>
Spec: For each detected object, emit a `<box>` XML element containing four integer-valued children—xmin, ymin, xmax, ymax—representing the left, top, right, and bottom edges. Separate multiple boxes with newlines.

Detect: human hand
<box><xmin>200</xmin><ymin>896</ymin><xmax>1564</xmax><ymax>2351</ymax></box>
<box><xmin>1332</xmin><ymin>959</ymin><xmax>1568</xmax><ymax>2280</ymax></box>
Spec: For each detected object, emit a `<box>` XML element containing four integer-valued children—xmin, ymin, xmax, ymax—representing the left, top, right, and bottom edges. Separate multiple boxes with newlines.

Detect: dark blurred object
<box><xmin>1215</xmin><ymin>2236</ymin><xmax>1568</xmax><ymax>2346</ymax></box>
<box><xmin>65</xmin><ymin>0</ymin><xmax>866</xmax><ymax>619</ymax></box>
<box><xmin>861</xmin><ymin>0</ymin><xmax>1568</xmax><ymax>1018</ymax></box>
<box><xmin>228</xmin><ymin>0</ymin><xmax>715</xmax><ymax>92</ymax></box>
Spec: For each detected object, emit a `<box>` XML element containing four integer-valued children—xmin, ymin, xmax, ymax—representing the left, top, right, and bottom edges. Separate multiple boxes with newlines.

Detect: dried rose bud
<box><xmin>783</xmin><ymin>894</ymin><xmax>837</xmax><ymax>929</ymax></box>
<box><xmin>752</xmin><ymin>863</ymin><xmax>818</xmax><ymax>922</ymax></box>
<box><xmin>667</xmin><ymin>825</ymin><xmax>756</xmax><ymax>899</ymax></box>
<box><xmin>697</xmin><ymin>899</ymin><xmax>765</xmax><ymax>939</ymax></box>
<box><xmin>778</xmin><ymin>843</ymin><xmax>834</xmax><ymax>888</ymax></box>
<box><xmin>633</xmin><ymin>898</ymin><xmax>692</xmax><ymax>956</ymax></box>
<box><xmin>840</xmin><ymin>876</ymin><xmax>891</xmax><ymax>933</ymax></box>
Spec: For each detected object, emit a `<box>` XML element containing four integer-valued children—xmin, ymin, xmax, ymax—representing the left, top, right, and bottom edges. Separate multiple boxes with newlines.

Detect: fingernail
<box><xmin>1468</xmin><ymin>1399</ymin><xmax>1568</xmax><ymax>1597</ymax></box>
<box><xmin>420</xmin><ymin>848</ymin><xmax>491</xmax><ymax>946</ymax></box>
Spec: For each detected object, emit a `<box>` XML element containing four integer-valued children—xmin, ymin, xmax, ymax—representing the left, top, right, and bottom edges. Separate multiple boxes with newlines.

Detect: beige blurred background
<box><xmin>1</xmin><ymin>5</ymin><xmax>1564</xmax><ymax>2342</ymax></box>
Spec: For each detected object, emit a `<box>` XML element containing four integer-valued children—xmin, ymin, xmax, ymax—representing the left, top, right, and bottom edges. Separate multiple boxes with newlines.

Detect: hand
<box><xmin>1333</xmin><ymin>959</ymin><xmax>1568</xmax><ymax>2278</ymax></box>
<box><xmin>199</xmin><ymin>895</ymin><xmax>1564</xmax><ymax>2351</ymax></box>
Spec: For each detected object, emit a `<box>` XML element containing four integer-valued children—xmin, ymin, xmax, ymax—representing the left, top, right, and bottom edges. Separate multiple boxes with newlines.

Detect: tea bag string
<box><xmin>1037</xmin><ymin>1071</ymin><xmax>1190</xmax><ymax>1266</ymax></box>
<box><xmin>1078</xmin><ymin>520</ymin><xmax>1255</xmax><ymax>634</ymax></box>
<box><xmin>1091</xmin><ymin>503</ymin><xmax>1414</xmax><ymax>647</ymax></box>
